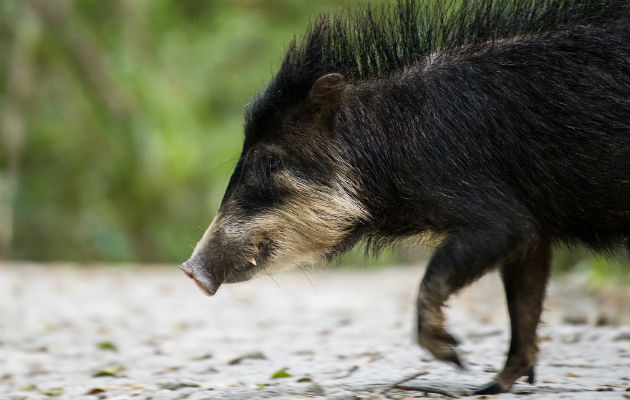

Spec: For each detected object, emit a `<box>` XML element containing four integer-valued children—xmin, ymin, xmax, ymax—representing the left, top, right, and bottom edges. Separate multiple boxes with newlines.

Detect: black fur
<box><xmin>247</xmin><ymin>0</ymin><xmax>628</xmax><ymax>140</ymax></box>
<box><xmin>214</xmin><ymin>0</ymin><xmax>629</xmax><ymax>393</ymax></box>
<box><xmin>241</xmin><ymin>0</ymin><xmax>630</xmax><ymax>253</ymax></box>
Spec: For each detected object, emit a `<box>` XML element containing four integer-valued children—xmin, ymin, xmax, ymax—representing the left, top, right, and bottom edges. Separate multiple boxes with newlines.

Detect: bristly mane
<box><xmin>246</xmin><ymin>0</ymin><xmax>626</xmax><ymax>131</ymax></box>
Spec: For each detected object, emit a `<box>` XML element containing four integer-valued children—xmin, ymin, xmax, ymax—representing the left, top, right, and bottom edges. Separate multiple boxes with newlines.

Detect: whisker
<box><xmin>262</xmin><ymin>269</ymin><xmax>281</xmax><ymax>288</ymax></box>
<box><xmin>297</xmin><ymin>265</ymin><xmax>316</xmax><ymax>293</ymax></box>
<box><xmin>208</xmin><ymin>154</ymin><xmax>241</xmax><ymax>176</ymax></box>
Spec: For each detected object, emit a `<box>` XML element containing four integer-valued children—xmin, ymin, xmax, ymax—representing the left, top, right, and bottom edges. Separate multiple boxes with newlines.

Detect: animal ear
<box><xmin>308</xmin><ymin>73</ymin><xmax>347</xmax><ymax>127</ymax></box>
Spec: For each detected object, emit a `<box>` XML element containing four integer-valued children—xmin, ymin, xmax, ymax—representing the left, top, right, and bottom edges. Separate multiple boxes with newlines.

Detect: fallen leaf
<box><xmin>565</xmin><ymin>372</ymin><xmax>581</xmax><ymax>378</ymax></box>
<box><xmin>85</xmin><ymin>388</ymin><xmax>106</xmax><ymax>395</ymax></box>
<box><xmin>332</xmin><ymin>365</ymin><xmax>359</xmax><ymax>379</ymax></box>
<box><xmin>42</xmin><ymin>389</ymin><xmax>63</xmax><ymax>397</ymax></box>
<box><xmin>228</xmin><ymin>351</ymin><xmax>267</xmax><ymax>365</ymax></box>
<box><xmin>93</xmin><ymin>371</ymin><xmax>116</xmax><ymax>378</ymax></box>
<box><xmin>93</xmin><ymin>365</ymin><xmax>125</xmax><ymax>378</ymax></box>
<box><xmin>271</xmin><ymin>368</ymin><xmax>293</xmax><ymax>379</ymax></box>
<box><xmin>158</xmin><ymin>366</ymin><xmax>182</xmax><ymax>374</ymax></box>
<box><xmin>191</xmin><ymin>352</ymin><xmax>213</xmax><ymax>361</ymax></box>
<box><xmin>96</xmin><ymin>341</ymin><xmax>118</xmax><ymax>351</ymax></box>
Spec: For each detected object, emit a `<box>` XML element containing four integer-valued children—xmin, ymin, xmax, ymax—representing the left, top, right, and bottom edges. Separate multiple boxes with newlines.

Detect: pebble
<box><xmin>0</xmin><ymin>265</ymin><xmax>627</xmax><ymax>400</ymax></box>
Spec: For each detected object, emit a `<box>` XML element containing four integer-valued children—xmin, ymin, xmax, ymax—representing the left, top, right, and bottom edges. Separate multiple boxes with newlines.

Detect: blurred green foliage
<box><xmin>1</xmin><ymin>0</ymin><xmax>372</xmax><ymax>262</ymax></box>
<box><xmin>0</xmin><ymin>0</ymin><xmax>627</xmax><ymax>279</ymax></box>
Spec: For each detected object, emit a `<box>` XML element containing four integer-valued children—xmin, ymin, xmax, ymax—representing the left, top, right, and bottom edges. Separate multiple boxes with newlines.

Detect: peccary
<box><xmin>180</xmin><ymin>0</ymin><xmax>630</xmax><ymax>394</ymax></box>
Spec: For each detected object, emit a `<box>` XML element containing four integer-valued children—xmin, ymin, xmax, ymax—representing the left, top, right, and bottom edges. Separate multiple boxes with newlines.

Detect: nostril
<box><xmin>178</xmin><ymin>255</ymin><xmax>221</xmax><ymax>296</ymax></box>
<box><xmin>178</xmin><ymin>261</ymin><xmax>194</xmax><ymax>278</ymax></box>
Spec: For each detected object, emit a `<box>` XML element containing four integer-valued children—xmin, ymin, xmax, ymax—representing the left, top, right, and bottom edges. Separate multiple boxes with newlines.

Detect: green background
<box><xmin>0</xmin><ymin>0</ymin><xmax>626</xmax><ymax>280</ymax></box>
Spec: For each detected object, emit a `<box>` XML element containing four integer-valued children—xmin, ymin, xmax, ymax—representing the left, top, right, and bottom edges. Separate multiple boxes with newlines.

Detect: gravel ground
<box><xmin>0</xmin><ymin>263</ymin><xmax>628</xmax><ymax>400</ymax></box>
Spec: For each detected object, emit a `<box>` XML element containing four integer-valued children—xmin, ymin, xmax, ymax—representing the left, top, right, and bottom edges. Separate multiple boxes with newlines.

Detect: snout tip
<box><xmin>178</xmin><ymin>262</ymin><xmax>194</xmax><ymax>277</ymax></box>
<box><xmin>178</xmin><ymin>259</ymin><xmax>221</xmax><ymax>296</ymax></box>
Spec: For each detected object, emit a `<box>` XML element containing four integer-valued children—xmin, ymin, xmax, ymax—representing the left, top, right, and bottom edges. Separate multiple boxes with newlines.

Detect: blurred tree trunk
<box><xmin>27</xmin><ymin>0</ymin><xmax>148</xmax><ymax>260</ymax></box>
<box><xmin>29</xmin><ymin>0</ymin><xmax>129</xmax><ymax>118</ymax></box>
<box><xmin>0</xmin><ymin>4</ymin><xmax>40</xmax><ymax>258</ymax></box>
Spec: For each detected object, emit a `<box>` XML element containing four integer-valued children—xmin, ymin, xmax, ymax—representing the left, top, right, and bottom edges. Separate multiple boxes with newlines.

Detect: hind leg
<box><xmin>475</xmin><ymin>240</ymin><xmax>552</xmax><ymax>394</ymax></box>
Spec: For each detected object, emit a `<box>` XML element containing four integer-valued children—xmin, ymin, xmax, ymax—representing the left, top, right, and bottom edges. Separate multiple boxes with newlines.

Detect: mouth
<box><xmin>178</xmin><ymin>258</ymin><xmax>222</xmax><ymax>296</ymax></box>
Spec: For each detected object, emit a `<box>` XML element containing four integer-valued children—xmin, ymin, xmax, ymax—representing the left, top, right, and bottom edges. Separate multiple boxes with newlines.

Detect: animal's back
<box><xmin>412</xmin><ymin>15</ymin><xmax>630</xmax><ymax>250</ymax></box>
<box><xmin>502</xmin><ymin>22</ymin><xmax>630</xmax><ymax>248</ymax></box>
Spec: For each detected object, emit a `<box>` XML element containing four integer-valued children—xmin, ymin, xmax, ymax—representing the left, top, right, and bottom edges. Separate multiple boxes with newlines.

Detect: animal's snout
<box><xmin>178</xmin><ymin>260</ymin><xmax>195</xmax><ymax>277</ymax></box>
<box><xmin>178</xmin><ymin>256</ymin><xmax>222</xmax><ymax>296</ymax></box>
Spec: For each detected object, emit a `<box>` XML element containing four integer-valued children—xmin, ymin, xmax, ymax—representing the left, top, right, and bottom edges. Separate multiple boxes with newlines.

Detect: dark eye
<box><xmin>266</xmin><ymin>154</ymin><xmax>281</xmax><ymax>173</ymax></box>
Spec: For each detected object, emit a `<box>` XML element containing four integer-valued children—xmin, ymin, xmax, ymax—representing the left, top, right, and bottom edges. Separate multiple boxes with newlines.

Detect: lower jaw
<box><xmin>193</xmin><ymin>278</ymin><xmax>218</xmax><ymax>296</ymax></box>
<box><xmin>223</xmin><ymin>269</ymin><xmax>257</xmax><ymax>284</ymax></box>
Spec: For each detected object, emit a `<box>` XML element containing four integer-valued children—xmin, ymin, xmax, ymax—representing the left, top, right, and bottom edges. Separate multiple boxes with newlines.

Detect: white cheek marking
<box><xmin>247</xmin><ymin>170</ymin><xmax>370</xmax><ymax>275</ymax></box>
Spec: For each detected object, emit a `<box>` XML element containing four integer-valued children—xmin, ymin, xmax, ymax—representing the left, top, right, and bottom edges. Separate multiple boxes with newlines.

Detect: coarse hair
<box><xmin>247</xmin><ymin>0</ymin><xmax>628</xmax><ymax>129</ymax></box>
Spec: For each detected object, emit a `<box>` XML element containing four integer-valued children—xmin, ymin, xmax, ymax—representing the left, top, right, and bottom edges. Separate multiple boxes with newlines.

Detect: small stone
<box><xmin>338</xmin><ymin>318</ymin><xmax>352</xmax><ymax>326</ymax></box>
<box><xmin>304</xmin><ymin>383</ymin><xmax>325</xmax><ymax>396</ymax></box>
<box><xmin>563</xmin><ymin>314</ymin><xmax>588</xmax><ymax>325</ymax></box>
<box><xmin>159</xmin><ymin>380</ymin><xmax>200</xmax><ymax>390</ymax></box>
<box><xmin>198</xmin><ymin>366</ymin><xmax>219</xmax><ymax>374</ymax></box>
<box><xmin>595</xmin><ymin>313</ymin><xmax>612</xmax><ymax>326</ymax></box>
<box><xmin>613</xmin><ymin>332</ymin><xmax>630</xmax><ymax>341</ymax></box>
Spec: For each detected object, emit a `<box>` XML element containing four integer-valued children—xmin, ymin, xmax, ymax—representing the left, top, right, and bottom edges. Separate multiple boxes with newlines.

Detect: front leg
<box><xmin>416</xmin><ymin>229</ymin><xmax>530</xmax><ymax>367</ymax></box>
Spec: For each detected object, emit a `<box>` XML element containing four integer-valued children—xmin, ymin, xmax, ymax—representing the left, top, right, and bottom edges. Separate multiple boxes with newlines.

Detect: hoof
<box><xmin>441</xmin><ymin>331</ymin><xmax>461</xmax><ymax>346</ymax></box>
<box><xmin>417</xmin><ymin>327</ymin><xmax>465</xmax><ymax>369</ymax></box>
<box><xmin>445</xmin><ymin>349</ymin><xmax>465</xmax><ymax>370</ymax></box>
<box><xmin>525</xmin><ymin>366</ymin><xmax>535</xmax><ymax>384</ymax></box>
<box><xmin>474</xmin><ymin>382</ymin><xmax>508</xmax><ymax>395</ymax></box>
